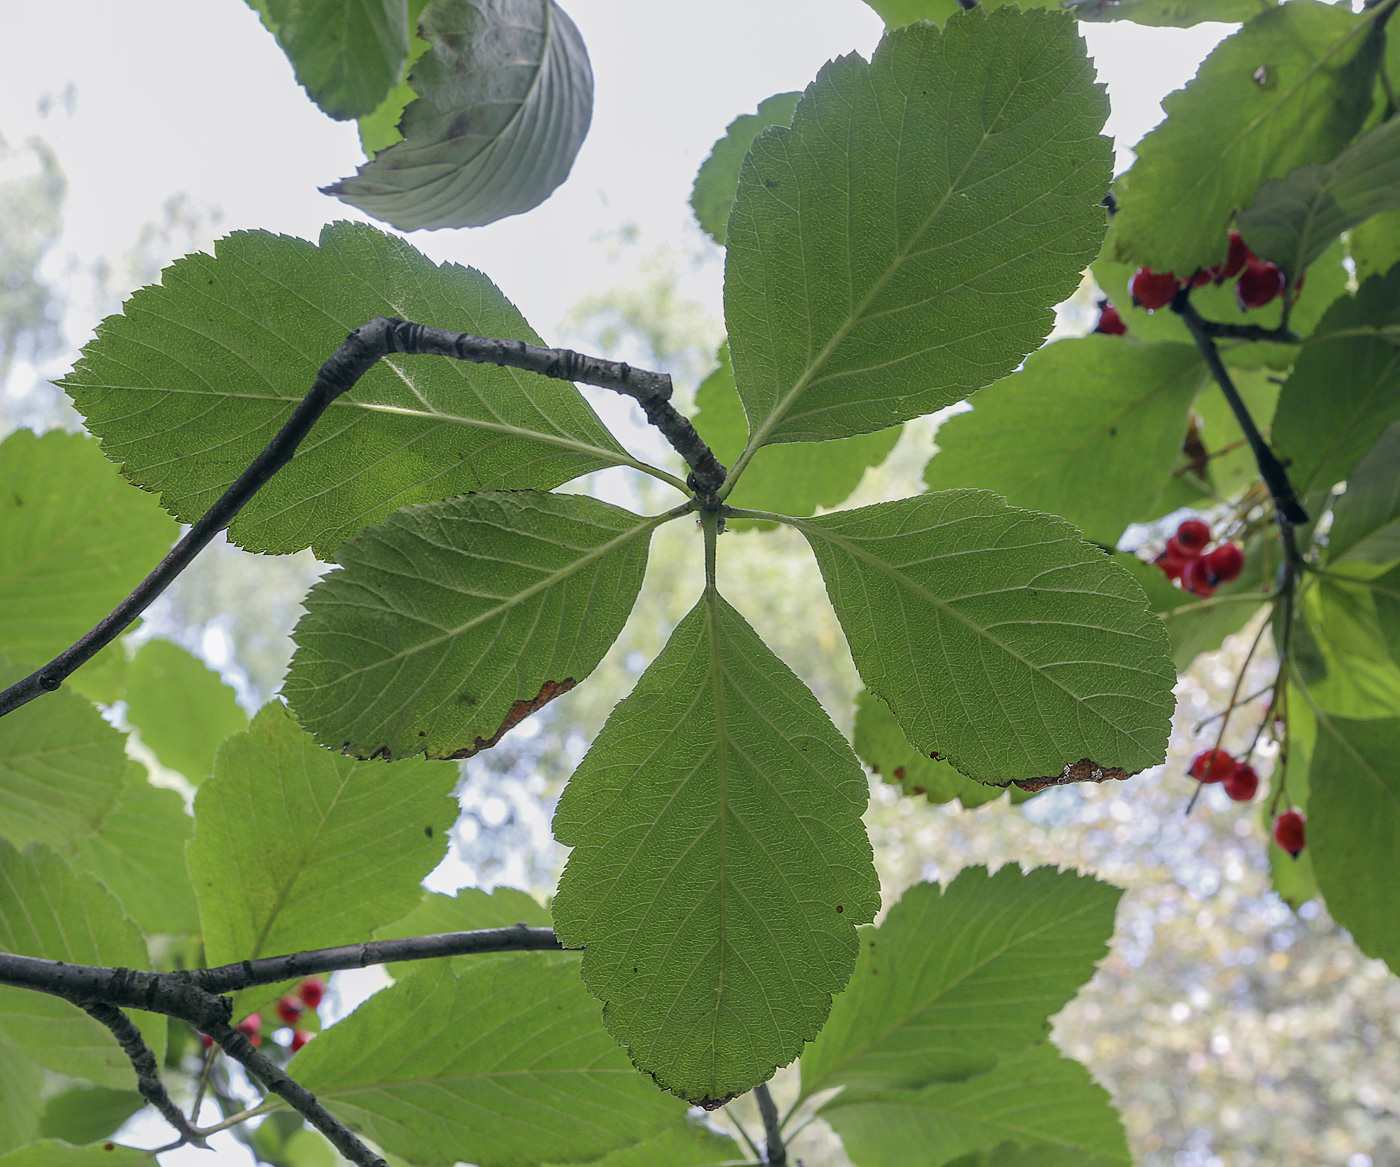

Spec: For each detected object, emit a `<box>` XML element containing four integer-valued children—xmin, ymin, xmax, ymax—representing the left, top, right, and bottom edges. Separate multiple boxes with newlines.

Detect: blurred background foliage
<box><xmin>2</xmin><ymin>111</ymin><xmax>1396</xmax><ymax>1167</ymax></box>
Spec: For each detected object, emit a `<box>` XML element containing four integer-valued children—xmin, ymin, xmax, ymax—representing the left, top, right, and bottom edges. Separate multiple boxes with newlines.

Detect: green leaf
<box><xmin>1298</xmin><ymin>578</ymin><xmax>1400</xmax><ymax>718</ymax></box>
<box><xmin>543</xmin><ymin>1119</ymin><xmax>741</xmax><ymax>1167</ymax></box>
<box><xmin>0</xmin><ymin>841</ymin><xmax>165</xmax><ymax>1088</ymax></box>
<box><xmin>693</xmin><ymin>346</ymin><xmax>899</xmax><ymax>525</ymax></box>
<box><xmin>61</xmin><ymin>222</ymin><xmax>628</xmax><ymax>559</ymax></box>
<box><xmin>1308</xmin><ymin>712</ymin><xmax>1400</xmax><ymax>973</ymax></box>
<box><xmin>0</xmin><ymin>662</ymin><xmax>126</xmax><ymax>851</ymax></box>
<box><xmin>1326</xmin><ymin>420</ymin><xmax>1400</xmax><ymax>569</ymax></box>
<box><xmin>823</xmin><ymin>1044</ymin><xmax>1131</xmax><ymax>1167</ymax></box>
<box><xmin>922</xmin><ymin>338</ymin><xmax>1205</xmax><ymax>547</ymax></box>
<box><xmin>257</xmin><ymin>0</ymin><xmax>409</xmax><ymax>121</ymax></box>
<box><xmin>286</xmin><ymin>492</ymin><xmax>659</xmax><ymax>760</ymax></box>
<box><xmin>70</xmin><ymin>763</ymin><xmax>199</xmax><ymax>937</ymax></box>
<box><xmin>1070</xmin><ymin>0</ymin><xmax>1271</xmax><ymax>28</ymax></box>
<box><xmin>293</xmin><ymin>956</ymin><xmax>681</xmax><ymax>1167</ymax></box>
<box><xmin>853</xmin><ymin>690</ymin><xmax>1023</xmax><ymax>809</ymax></box>
<box><xmin>1239</xmin><ymin>115</ymin><xmax>1400</xmax><ymax>279</ymax></box>
<box><xmin>1273</xmin><ymin>263</ymin><xmax>1400</xmax><ymax>495</ymax></box>
<box><xmin>552</xmin><ymin>590</ymin><xmax>880</xmax><ymax>1105</ymax></box>
<box><xmin>794</xmin><ymin>494</ymin><xmax>1176</xmax><ymax>785</ymax></box>
<box><xmin>0</xmin><ymin>1143</ymin><xmax>147</xmax><ymax>1166</ymax></box>
<box><xmin>860</xmin><ymin>0</ymin><xmax>1062</xmax><ymax>28</ymax></box>
<box><xmin>802</xmin><ymin>868</ymin><xmax>1120</xmax><ymax>1099</ymax></box>
<box><xmin>1187</xmin><ymin>363</ymin><xmax>1280</xmax><ymax>500</ymax></box>
<box><xmin>690</xmin><ymin>93</ymin><xmax>799</xmax><ymax>247</ymax></box>
<box><xmin>324</xmin><ymin>0</ymin><xmax>594</xmax><ymax>230</ymax></box>
<box><xmin>0</xmin><ymin>1043</ymin><xmax>41</xmax><ymax>1154</ymax></box>
<box><xmin>724</xmin><ymin>10</ymin><xmax>1110</xmax><ymax>447</ymax></box>
<box><xmin>123</xmin><ymin>638</ymin><xmax>248</xmax><ymax>783</ymax></box>
<box><xmin>1350</xmin><ymin>207</ymin><xmax>1400</xmax><ymax>283</ymax></box>
<box><xmin>1112</xmin><ymin>0</ymin><xmax>1383</xmax><ymax>275</ymax></box>
<box><xmin>38</xmin><ymin>1085</ymin><xmax>145</xmax><ymax>1146</ymax></box>
<box><xmin>356</xmin><ymin>0</ymin><xmax>432</xmax><ymax>155</ymax></box>
<box><xmin>186</xmin><ymin>703</ymin><xmax>456</xmax><ymax>1003</ymax></box>
<box><xmin>0</xmin><ymin>430</ymin><xmax>176</xmax><ymax>667</ymax></box>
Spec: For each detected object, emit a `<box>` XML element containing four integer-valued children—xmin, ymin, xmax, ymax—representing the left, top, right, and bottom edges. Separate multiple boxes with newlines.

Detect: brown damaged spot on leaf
<box><xmin>1011</xmin><ymin>758</ymin><xmax>1135</xmax><ymax>793</ymax></box>
<box><xmin>446</xmin><ymin>679</ymin><xmax>577</xmax><ymax>760</ymax></box>
<box><xmin>696</xmin><ymin>1092</ymin><xmax>741</xmax><ymax>1111</ymax></box>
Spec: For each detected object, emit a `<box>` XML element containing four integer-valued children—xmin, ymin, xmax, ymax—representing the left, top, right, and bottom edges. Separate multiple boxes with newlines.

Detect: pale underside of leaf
<box><xmin>59</xmin><ymin>222</ymin><xmax>631</xmax><ymax>558</ymax></box>
<box><xmin>795</xmin><ymin>492</ymin><xmax>1175</xmax><ymax>784</ymax></box>
<box><xmin>724</xmin><ymin>8</ymin><xmax>1111</xmax><ymax>452</ymax></box>
<box><xmin>324</xmin><ymin>0</ymin><xmax>594</xmax><ymax>230</ymax></box>
<box><xmin>552</xmin><ymin>590</ymin><xmax>879</xmax><ymax>1106</ymax></box>
<box><xmin>285</xmin><ymin>492</ymin><xmax>662</xmax><ymax>760</ymax></box>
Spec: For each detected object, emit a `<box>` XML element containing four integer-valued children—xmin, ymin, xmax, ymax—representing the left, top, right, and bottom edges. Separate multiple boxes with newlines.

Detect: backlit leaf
<box><xmin>61</xmin><ymin>222</ymin><xmax>628</xmax><ymax>558</ymax></box>
<box><xmin>0</xmin><ymin>842</ymin><xmax>164</xmax><ymax>1088</ymax></box>
<box><xmin>724</xmin><ymin>10</ymin><xmax>1110</xmax><ymax>447</ymax></box>
<box><xmin>1258</xmin><ymin>262</ymin><xmax>1400</xmax><ymax>498</ymax></box>
<box><xmin>1239</xmin><ymin>114</ymin><xmax>1400</xmax><ymax>278</ymax></box>
<box><xmin>123</xmin><ymin>638</ymin><xmax>248</xmax><ymax>784</ymax></box>
<box><xmin>0</xmin><ymin>1143</ymin><xmax>147</xmax><ymax>1166</ymax></box>
<box><xmin>823</xmin><ymin>1044</ymin><xmax>1131</xmax><ymax>1167</ymax></box>
<box><xmin>922</xmin><ymin>338</ymin><xmax>1206</xmax><ymax>547</ymax></box>
<box><xmin>0</xmin><ymin>1044</ymin><xmax>41</xmax><ymax>1154</ymax></box>
<box><xmin>187</xmin><ymin>703</ymin><xmax>456</xmax><ymax>1009</ymax></box>
<box><xmin>853</xmin><ymin>690</ymin><xmax>1022</xmax><ymax>809</ymax></box>
<box><xmin>553</xmin><ymin>590</ymin><xmax>880</xmax><ymax>1105</ymax></box>
<box><xmin>38</xmin><ymin>1085</ymin><xmax>145</xmax><ymax>1147</ymax></box>
<box><xmin>690</xmin><ymin>92</ymin><xmax>799</xmax><ymax>247</ymax></box>
<box><xmin>543</xmin><ymin>1119</ymin><xmax>740</xmax><ymax>1167</ymax></box>
<box><xmin>0</xmin><ymin>430</ymin><xmax>176</xmax><ymax>667</ymax></box>
<box><xmin>796</xmin><ymin>494</ymin><xmax>1176</xmax><ymax>785</ymax></box>
<box><xmin>254</xmin><ymin>0</ymin><xmax>410</xmax><ymax>121</ymax></box>
<box><xmin>1308</xmin><ymin>712</ymin><xmax>1400</xmax><ymax>974</ymax></box>
<box><xmin>802</xmin><ymin>867</ymin><xmax>1121</xmax><ymax>1098</ymax></box>
<box><xmin>324</xmin><ymin>0</ymin><xmax>593</xmax><ymax>230</ymax></box>
<box><xmin>0</xmin><ymin>662</ymin><xmax>126</xmax><ymax>852</ymax></box>
<box><xmin>1112</xmin><ymin>0</ymin><xmax>1382</xmax><ymax>275</ymax></box>
<box><xmin>293</xmin><ymin>956</ymin><xmax>681</xmax><ymax>1167</ymax></box>
<box><xmin>1326</xmin><ymin>420</ymin><xmax>1400</xmax><ymax>569</ymax></box>
<box><xmin>286</xmin><ymin>492</ymin><xmax>660</xmax><ymax>760</ymax></box>
<box><xmin>71</xmin><ymin>763</ymin><xmax>199</xmax><ymax>937</ymax></box>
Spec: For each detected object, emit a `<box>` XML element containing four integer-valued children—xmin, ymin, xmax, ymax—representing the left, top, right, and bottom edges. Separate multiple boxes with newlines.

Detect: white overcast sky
<box><xmin>0</xmin><ymin>1</ymin><xmax>1232</xmax><ymax>351</ymax></box>
<box><xmin>0</xmin><ymin>4</ymin><xmax>1233</xmax><ymax>1161</ymax></box>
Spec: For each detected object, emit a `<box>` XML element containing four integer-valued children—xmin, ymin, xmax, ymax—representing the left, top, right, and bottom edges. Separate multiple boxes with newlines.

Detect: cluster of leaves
<box><xmin>2</xmin><ymin>0</ymin><xmax>1399</xmax><ymax>1164</ymax></box>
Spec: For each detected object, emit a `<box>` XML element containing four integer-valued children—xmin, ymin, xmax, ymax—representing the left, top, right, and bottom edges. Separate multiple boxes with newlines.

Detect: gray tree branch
<box><xmin>0</xmin><ymin>316</ymin><xmax>723</xmax><ymax>719</ymax></box>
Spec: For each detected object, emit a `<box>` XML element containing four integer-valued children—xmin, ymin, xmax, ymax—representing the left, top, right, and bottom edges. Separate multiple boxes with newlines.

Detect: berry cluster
<box><xmin>1154</xmin><ymin>517</ymin><xmax>1245</xmax><ymax>597</ymax></box>
<box><xmin>1092</xmin><ymin>298</ymin><xmax>1128</xmax><ymax>336</ymax></box>
<box><xmin>1188</xmin><ymin>748</ymin><xmax>1307</xmax><ymax>856</ymax></box>
<box><xmin>202</xmin><ymin>977</ymin><xmax>324</xmax><ymax>1055</ymax></box>
<box><xmin>1129</xmin><ymin>231</ymin><xmax>1288</xmax><ymax>314</ymax></box>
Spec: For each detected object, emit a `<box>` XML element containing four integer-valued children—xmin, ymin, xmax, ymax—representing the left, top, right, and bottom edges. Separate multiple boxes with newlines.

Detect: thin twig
<box><xmin>1185</xmin><ymin>614</ymin><xmax>1272</xmax><ymax>815</ymax></box>
<box><xmin>193</xmin><ymin>1098</ymin><xmax>280</xmax><ymax>1138</ymax></box>
<box><xmin>755</xmin><ymin>1083</ymin><xmax>787</xmax><ymax>1167</ymax></box>
<box><xmin>1172</xmin><ymin>292</ymin><xmax>1308</xmax><ymax>525</ymax></box>
<box><xmin>207</xmin><ymin>1019</ymin><xmax>386</xmax><ymax>1167</ymax></box>
<box><xmin>1192</xmin><ymin>683</ymin><xmax>1275</xmax><ymax>732</ymax></box>
<box><xmin>82</xmin><ymin>1003</ymin><xmax>207</xmax><ymax>1148</ymax></box>
<box><xmin>0</xmin><ymin>317</ymin><xmax>719</xmax><ymax>719</ymax></box>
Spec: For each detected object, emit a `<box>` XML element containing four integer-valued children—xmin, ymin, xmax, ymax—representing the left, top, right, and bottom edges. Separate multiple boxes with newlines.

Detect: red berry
<box><xmin>1094</xmin><ymin>301</ymin><xmax>1128</xmax><ymax>335</ymax></box>
<box><xmin>236</xmin><ymin>1016</ymin><xmax>262</xmax><ymax>1048</ymax></box>
<box><xmin>1181</xmin><ymin>556</ymin><xmax>1217</xmax><ymax>597</ymax></box>
<box><xmin>1204</xmin><ymin>542</ymin><xmax>1245</xmax><ymax>584</ymax></box>
<box><xmin>1216</xmin><ymin>230</ymin><xmax>1251</xmax><ymax>281</ymax></box>
<box><xmin>1175</xmin><ymin>518</ymin><xmax>1211</xmax><ymax>552</ymax></box>
<box><xmin>1189</xmin><ymin>748</ymin><xmax>1236</xmax><ymax>784</ymax></box>
<box><xmin>290</xmin><ymin>1029</ymin><xmax>313</xmax><ymax>1053</ymax></box>
<box><xmin>1274</xmin><ymin>810</ymin><xmax>1306</xmax><ymax>856</ymax></box>
<box><xmin>1223</xmin><ymin>763</ymin><xmax>1259</xmax><ymax>802</ymax></box>
<box><xmin>276</xmin><ymin>997</ymin><xmax>303</xmax><ymax>1026</ymax></box>
<box><xmin>1187</xmin><ymin>269</ymin><xmax>1213</xmax><ymax>288</ymax></box>
<box><xmin>1130</xmin><ymin>268</ymin><xmax>1178</xmax><ymax>311</ymax></box>
<box><xmin>1155</xmin><ymin>552</ymin><xmax>1187</xmax><ymax>582</ymax></box>
<box><xmin>199</xmin><ymin>1033</ymin><xmax>213</xmax><ymax>1050</ymax></box>
<box><xmin>298</xmin><ymin>978</ymin><xmax>326</xmax><ymax>1010</ymax></box>
<box><xmin>1236</xmin><ymin>258</ymin><xmax>1285</xmax><ymax>310</ymax></box>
